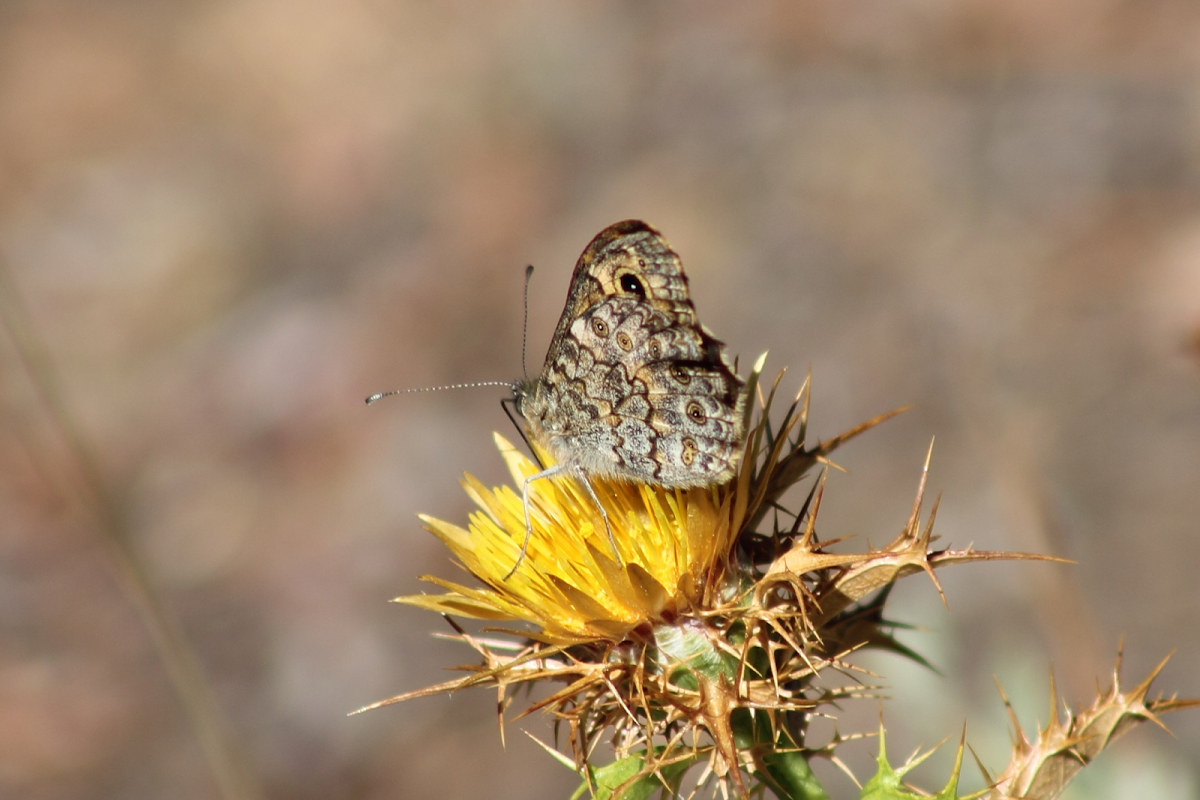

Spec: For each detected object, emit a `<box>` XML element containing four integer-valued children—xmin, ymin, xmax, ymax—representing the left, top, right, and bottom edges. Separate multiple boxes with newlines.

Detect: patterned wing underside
<box><xmin>521</xmin><ymin>221</ymin><xmax>744</xmax><ymax>488</ymax></box>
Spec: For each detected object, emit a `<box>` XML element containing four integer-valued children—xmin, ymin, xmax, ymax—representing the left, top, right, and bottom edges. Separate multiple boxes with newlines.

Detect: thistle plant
<box><xmin>363</xmin><ymin>355</ymin><xmax>1196</xmax><ymax>799</ymax></box>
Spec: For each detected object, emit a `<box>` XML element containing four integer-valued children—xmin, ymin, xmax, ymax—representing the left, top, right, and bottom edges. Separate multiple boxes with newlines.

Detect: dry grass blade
<box><xmin>0</xmin><ymin>257</ymin><xmax>263</xmax><ymax>800</ymax></box>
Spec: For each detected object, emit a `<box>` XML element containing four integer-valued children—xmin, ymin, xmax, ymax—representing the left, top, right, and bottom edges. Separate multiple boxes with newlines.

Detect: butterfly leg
<box><xmin>504</xmin><ymin>464</ymin><xmax>623</xmax><ymax>579</ymax></box>
<box><xmin>573</xmin><ymin>468</ymin><xmax>622</xmax><ymax>569</ymax></box>
<box><xmin>505</xmin><ymin>465</ymin><xmax>563</xmax><ymax>580</ymax></box>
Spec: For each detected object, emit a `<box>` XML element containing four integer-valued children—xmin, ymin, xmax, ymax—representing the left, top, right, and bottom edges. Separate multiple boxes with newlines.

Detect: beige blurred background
<box><xmin>1</xmin><ymin>2</ymin><xmax>1199</xmax><ymax>798</ymax></box>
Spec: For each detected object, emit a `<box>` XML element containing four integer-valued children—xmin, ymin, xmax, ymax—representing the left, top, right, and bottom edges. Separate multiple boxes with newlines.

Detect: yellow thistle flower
<box><xmin>405</xmin><ymin>432</ymin><xmax>737</xmax><ymax>643</ymax></box>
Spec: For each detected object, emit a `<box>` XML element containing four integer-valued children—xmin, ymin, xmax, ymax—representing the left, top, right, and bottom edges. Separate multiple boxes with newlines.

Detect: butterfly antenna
<box><xmin>521</xmin><ymin>264</ymin><xmax>534</xmax><ymax>382</ymax></box>
<box><xmin>366</xmin><ymin>382</ymin><xmax>512</xmax><ymax>404</ymax></box>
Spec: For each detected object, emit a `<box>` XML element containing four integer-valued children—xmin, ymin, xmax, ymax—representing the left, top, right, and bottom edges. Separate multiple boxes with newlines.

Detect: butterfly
<box><xmin>509</xmin><ymin>220</ymin><xmax>745</xmax><ymax>576</ymax></box>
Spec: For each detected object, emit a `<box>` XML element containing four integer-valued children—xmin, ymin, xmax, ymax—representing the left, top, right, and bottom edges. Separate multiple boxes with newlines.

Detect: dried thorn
<box><xmin>799</xmin><ymin>472</ymin><xmax>827</xmax><ymax>549</ymax></box>
<box><xmin>814</xmin><ymin>454</ymin><xmax>850</xmax><ymax>474</ymax></box>
<box><xmin>903</xmin><ymin>439</ymin><xmax>934</xmax><ymax>540</ymax></box>
<box><xmin>815</xmin><ymin>405</ymin><xmax>910</xmax><ymax>455</ymax></box>
<box><xmin>993</xmin><ymin>677</ymin><xmax>1031</xmax><ymax>750</ymax></box>
<box><xmin>967</xmin><ymin>741</ymin><xmax>994</xmax><ymax>785</ymax></box>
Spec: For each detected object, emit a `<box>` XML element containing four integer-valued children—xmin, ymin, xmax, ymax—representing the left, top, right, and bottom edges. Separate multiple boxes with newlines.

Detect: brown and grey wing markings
<box><xmin>517</xmin><ymin>220</ymin><xmax>744</xmax><ymax>489</ymax></box>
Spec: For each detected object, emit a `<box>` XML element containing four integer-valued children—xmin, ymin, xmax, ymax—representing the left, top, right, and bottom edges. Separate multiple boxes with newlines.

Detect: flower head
<box><xmin>408</xmin><ymin>432</ymin><xmax>737</xmax><ymax>643</ymax></box>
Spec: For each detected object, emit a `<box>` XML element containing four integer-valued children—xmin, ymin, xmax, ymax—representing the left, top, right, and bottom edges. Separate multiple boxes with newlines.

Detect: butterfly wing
<box><xmin>542</xmin><ymin>220</ymin><xmax>691</xmax><ymax>355</ymax></box>
<box><xmin>587</xmin><ymin>295</ymin><xmax>744</xmax><ymax>486</ymax></box>
<box><xmin>521</xmin><ymin>220</ymin><xmax>745</xmax><ymax>487</ymax></box>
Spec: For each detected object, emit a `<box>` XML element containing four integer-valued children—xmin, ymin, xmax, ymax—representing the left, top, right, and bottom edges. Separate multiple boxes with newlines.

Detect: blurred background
<box><xmin>1</xmin><ymin>1</ymin><xmax>1198</xmax><ymax>798</ymax></box>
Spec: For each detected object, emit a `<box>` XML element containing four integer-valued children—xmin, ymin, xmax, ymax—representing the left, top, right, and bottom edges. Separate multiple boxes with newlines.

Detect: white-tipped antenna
<box><xmin>366</xmin><ymin>381</ymin><xmax>513</xmax><ymax>405</ymax></box>
<box><xmin>368</xmin><ymin>265</ymin><xmax>536</xmax><ymax>407</ymax></box>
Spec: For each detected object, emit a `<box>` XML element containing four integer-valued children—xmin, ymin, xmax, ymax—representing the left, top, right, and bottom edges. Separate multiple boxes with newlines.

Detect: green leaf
<box><xmin>859</xmin><ymin>725</ymin><xmax>979</xmax><ymax>800</ymax></box>
<box><xmin>570</xmin><ymin>751</ymin><xmax>693</xmax><ymax>800</ymax></box>
<box><xmin>759</xmin><ymin>743</ymin><xmax>832</xmax><ymax>800</ymax></box>
<box><xmin>731</xmin><ymin>708</ymin><xmax>831</xmax><ymax>800</ymax></box>
<box><xmin>859</xmin><ymin>726</ymin><xmax>920</xmax><ymax>800</ymax></box>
